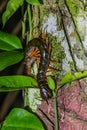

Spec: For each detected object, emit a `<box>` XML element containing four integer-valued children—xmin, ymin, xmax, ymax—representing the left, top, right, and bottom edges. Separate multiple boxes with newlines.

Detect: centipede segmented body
<box><xmin>24</xmin><ymin>38</ymin><xmax>52</xmax><ymax>100</ymax></box>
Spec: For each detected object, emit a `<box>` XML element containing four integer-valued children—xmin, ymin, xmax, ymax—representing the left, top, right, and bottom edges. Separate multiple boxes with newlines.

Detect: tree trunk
<box><xmin>25</xmin><ymin>0</ymin><xmax>87</xmax><ymax>130</ymax></box>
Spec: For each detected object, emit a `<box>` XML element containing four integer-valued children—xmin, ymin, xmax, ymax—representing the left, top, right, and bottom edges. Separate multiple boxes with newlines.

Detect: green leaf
<box><xmin>47</xmin><ymin>76</ymin><xmax>55</xmax><ymax>90</ymax></box>
<box><xmin>0</xmin><ymin>31</ymin><xmax>22</xmax><ymax>51</ymax></box>
<box><xmin>2</xmin><ymin>0</ymin><xmax>24</xmax><ymax>26</ymax></box>
<box><xmin>59</xmin><ymin>70</ymin><xmax>87</xmax><ymax>87</ymax></box>
<box><xmin>1</xmin><ymin>108</ymin><xmax>44</xmax><ymax>130</ymax></box>
<box><xmin>0</xmin><ymin>51</ymin><xmax>24</xmax><ymax>71</ymax></box>
<box><xmin>0</xmin><ymin>75</ymin><xmax>38</xmax><ymax>92</ymax></box>
<box><xmin>26</xmin><ymin>0</ymin><xmax>41</xmax><ymax>5</ymax></box>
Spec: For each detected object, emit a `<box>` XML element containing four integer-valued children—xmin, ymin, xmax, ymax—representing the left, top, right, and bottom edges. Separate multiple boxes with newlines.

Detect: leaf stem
<box><xmin>53</xmin><ymin>91</ymin><xmax>59</xmax><ymax>130</ymax></box>
<box><xmin>22</xmin><ymin>10</ymin><xmax>27</xmax><ymax>39</ymax></box>
<box><xmin>27</xmin><ymin>4</ymin><xmax>32</xmax><ymax>40</ymax></box>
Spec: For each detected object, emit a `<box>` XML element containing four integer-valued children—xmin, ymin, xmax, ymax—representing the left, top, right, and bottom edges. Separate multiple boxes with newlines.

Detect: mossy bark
<box><xmin>32</xmin><ymin>0</ymin><xmax>87</xmax><ymax>73</ymax></box>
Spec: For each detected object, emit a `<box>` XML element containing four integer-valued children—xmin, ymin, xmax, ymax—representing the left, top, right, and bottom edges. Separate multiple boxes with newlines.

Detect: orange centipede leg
<box><xmin>47</xmin><ymin>66</ymin><xmax>54</xmax><ymax>72</ymax></box>
<box><xmin>29</xmin><ymin>48</ymin><xmax>36</xmax><ymax>58</ymax></box>
<box><xmin>42</xmin><ymin>33</ymin><xmax>49</xmax><ymax>46</ymax></box>
<box><xmin>29</xmin><ymin>48</ymin><xmax>41</xmax><ymax>69</ymax></box>
<box><xmin>27</xmin><ymin>66</ymin><xmax>31</xmax><ymax>75</ymax></box>
<box><xmin>42</xmin><ymin>33</ymin><xmax>52</xmax><ymax>55</ymax></box>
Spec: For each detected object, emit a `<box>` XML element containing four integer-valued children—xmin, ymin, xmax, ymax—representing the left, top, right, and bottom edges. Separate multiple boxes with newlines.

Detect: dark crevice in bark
<box><xmin>64</xmin><ymin>0</ymin><xmax>84</xmax><ymax>50</ymax></box>
<box><xmin>59</xmin><ymin>7</ymin><xmax>78</xmax><ymax>72</ymax></box>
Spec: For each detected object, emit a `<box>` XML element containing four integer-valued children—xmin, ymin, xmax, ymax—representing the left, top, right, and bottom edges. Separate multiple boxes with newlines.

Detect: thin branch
<box><xmin>0</xmin><ymin>0</ymin><xmax>8</xmax><ymax>13</ymax></box>
<box><xmin>12</xmin><ymin>20</ymin><xmax>22</xmax><ymax>35</ymax></box>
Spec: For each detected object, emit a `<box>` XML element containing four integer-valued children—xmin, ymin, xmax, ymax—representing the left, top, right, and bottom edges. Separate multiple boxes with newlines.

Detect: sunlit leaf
<box><xmin>0</xmin><ymin>51</ymin><xmax>24</xmax><ymax>71</ymax></box>
<box><xmin>0</xmin><ymin>75</ymin><xmax>38</xmax><ymax>92</ymax></box>
<box><xmin>47</xmin><ymin>76</ymin><xmax>55</xmax><ymax>90</ymax></box>
<box><xmin>2</xmin><ymin>0</ymin><xmax>24</xmax><ymax>26</ymax></box>
<box><xmin>26</xmin><ymin>0</ymin><xmax>41</xmax><ymax>5</ymax></box>
<box><xmin>59</xmin><ymin>70</ymin><xmax>87</xmax><ymax>87</ymax></box>
<box><xmin>0</xmin><ymin>31</ymin><xmax>22</xmax><ymax>51</ymax></box>
<box><xmin>1</xmin><ymin>108</ymin><xmax>45</xmax><ymax>130</ymax></box>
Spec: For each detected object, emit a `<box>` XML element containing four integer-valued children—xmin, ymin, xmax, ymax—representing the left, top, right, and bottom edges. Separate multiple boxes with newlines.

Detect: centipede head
<box><xmin>40</xmin><ymin>84</ymin><xmax>52</xmax><ymax>100</ymax></box>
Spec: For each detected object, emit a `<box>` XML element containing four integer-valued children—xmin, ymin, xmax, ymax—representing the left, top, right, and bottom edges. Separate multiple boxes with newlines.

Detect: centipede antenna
<box><xmin>46</xmin><ymin>99</ymin><xmax>49</xmax><ymax>104</ymax></box>
<box><xmin>47</xmin><ymin>66</ymin><xmax>61</xmax><ymax>73</ymax></box>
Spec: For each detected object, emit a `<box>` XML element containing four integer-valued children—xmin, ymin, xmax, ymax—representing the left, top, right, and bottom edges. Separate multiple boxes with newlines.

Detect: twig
<box><xmin>0</xmin><ymin>0</ymin><xmax>8</xmax><ymax>13</ymax></box>
<box><xmin>12</xmin><ymin>20</ymin><xmax>22</xmax><ymax>35</ymax></box>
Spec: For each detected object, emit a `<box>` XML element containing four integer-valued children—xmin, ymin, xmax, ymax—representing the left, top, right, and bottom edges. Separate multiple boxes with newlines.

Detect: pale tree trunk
<box><xmin>25</xmin><ymin>0</ymin><xmax>87</xmax><ymax>130</ymax></box>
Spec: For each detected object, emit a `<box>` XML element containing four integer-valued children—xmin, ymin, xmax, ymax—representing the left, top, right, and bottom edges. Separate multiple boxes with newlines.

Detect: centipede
<box><xmin>24</xmin><ymin>37</ymin><xmax>52</xmax><ymax>100</ymax></box>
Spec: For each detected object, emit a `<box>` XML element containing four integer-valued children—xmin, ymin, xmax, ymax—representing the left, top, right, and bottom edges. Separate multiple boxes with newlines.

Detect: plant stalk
<box><xmin>53</xmin><ymin>91</ymin><xmax>59</xmax><ymax>130</ymax></box>
<box><xmin>27</xmin><ymin>4</ymin><xmax>32</xmax><ymax>40</ymax></box>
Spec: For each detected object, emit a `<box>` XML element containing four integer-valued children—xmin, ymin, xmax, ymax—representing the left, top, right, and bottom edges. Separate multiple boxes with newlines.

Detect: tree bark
<box><xmin>25</xmin><ymin>0</ymin><xmax>87</xmax><ymax>130</ymax></box>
